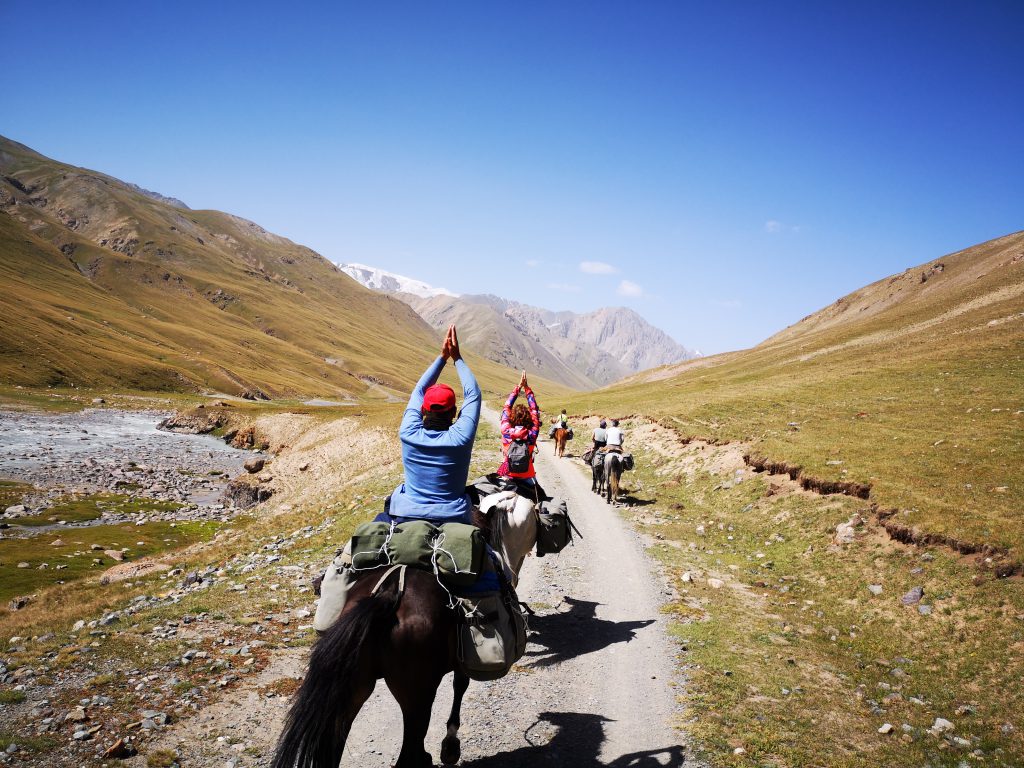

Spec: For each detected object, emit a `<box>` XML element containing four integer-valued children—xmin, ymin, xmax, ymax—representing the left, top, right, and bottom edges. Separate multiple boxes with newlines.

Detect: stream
<box><xmin>0</xmin><ymin>408</ymin><xmax>258</xmax><ymax>532</ymax></box>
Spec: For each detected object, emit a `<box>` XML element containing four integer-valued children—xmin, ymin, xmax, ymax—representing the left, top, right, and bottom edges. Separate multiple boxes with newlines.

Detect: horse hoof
<box><xmin>440</xmin><ymin>736</ymin><xmax>461</xmax><ymax>765</ymax></box>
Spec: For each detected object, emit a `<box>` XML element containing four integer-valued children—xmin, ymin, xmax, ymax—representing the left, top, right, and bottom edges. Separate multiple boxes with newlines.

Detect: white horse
<box><xmin>478</xmin><ymin>489</ymin><xmax>538</xmax><ymax>585</ymax></box>
<box><xmin>602</xmin><ymin>451</ymin><xmax>624</xmax><ymax>505</ymax></box>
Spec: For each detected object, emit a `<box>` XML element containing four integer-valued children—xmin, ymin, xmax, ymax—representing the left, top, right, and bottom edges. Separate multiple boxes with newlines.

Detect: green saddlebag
<box><xmin>348</xmin><ymin>520</ymin><xmax>484</xmax><ymax>587</ymax></box>
<box><xmin>385</xmin><ymin>520</ymin><xmax>436</xmax><ymax>571</ymax></box>
<box><xmin>432</xmin><ymin>523</ymin><xmax>485</xmax><ymax>587</ymax></box>
<box><xmin>349</xmin><ymin>522</ymin><xmax>392</xmax><ymax>570</ymax></box>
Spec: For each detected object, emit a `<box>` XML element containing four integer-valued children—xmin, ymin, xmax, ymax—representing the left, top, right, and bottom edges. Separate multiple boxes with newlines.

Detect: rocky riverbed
<box><xmin>0</xmin><ymin>408</ymin><xmax>261</xmax><ymax>532</ymax></box>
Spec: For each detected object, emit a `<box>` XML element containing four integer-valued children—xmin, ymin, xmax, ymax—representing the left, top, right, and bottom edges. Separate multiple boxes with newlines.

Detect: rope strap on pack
<box><xmin>370</xmin><ymin>563</ymin><xmax>407</xmax><ymax>597</ymax></box>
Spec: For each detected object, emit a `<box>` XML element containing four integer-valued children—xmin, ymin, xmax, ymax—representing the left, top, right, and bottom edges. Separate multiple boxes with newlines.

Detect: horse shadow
<box><xmin>617</xmin><ymin>495</ymin><xmax>655</xmax><ymax>507</ymax></box>
<box><xmin>523</xmin><ymin>597</ymin><xmax>656</xmax><ymax>668</ymax></box>
<box><xmin>461</xmin><ymin>710</ymin><xmax>687</xmax><ymax>767</ymax></box>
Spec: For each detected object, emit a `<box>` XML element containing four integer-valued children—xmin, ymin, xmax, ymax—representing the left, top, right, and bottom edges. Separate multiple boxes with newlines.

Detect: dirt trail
<box><xmin>336</xmin><ymin>408</ymin><xmax>690</xmax><ymax>767</ymax></box>
<box><xmin>143</xmin><ymin>409</ymin><xmax>693</xmax><ymax>766</ymax></box>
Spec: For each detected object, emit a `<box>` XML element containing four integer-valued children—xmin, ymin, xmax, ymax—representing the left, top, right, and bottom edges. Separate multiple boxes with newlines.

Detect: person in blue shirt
<box><xmin>388</xmin><ymin>324</ymin><xmax>481</xmax><ymax>524</ymax></box>
<box><xmin>314</xmin><ymin>325</ymin><xmax>482</xmax><ymax>631</ymax></box>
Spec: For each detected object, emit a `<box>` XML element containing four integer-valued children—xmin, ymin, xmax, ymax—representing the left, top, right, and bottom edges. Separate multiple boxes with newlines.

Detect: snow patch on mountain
<box><xmin>339</xmin><ymin>263</ymin><xmax>458</xmax><ymax>299</ymax></box>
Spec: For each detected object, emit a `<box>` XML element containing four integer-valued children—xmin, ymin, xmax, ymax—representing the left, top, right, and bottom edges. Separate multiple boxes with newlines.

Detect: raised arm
<box><xmin>406</xmin><ymin>356</ymin><xmax>446</xmax><ymax>412</ymax></box>
<box><xmin>524</xmin><ymin>386</ymin><xmax>540</xmax><ymax>445</ymax></box>
<box><xmin>500</xmin><ymin>385</ymin><xmax>519</xmax><ymax>441</ymax></box>
<box><xmin>446</xmin><ymin>326</ymin><xmax>481</xmax><ymax>443</ymax></box>
<box><xmin>400</xmin><ymin>356</ymin><xmax>446</xmax><ymax>438</ymax></box>
<box><xmin>448</xmin><ymin>359</ymin><xmax>481</xmax><ymax>444</ymax></box>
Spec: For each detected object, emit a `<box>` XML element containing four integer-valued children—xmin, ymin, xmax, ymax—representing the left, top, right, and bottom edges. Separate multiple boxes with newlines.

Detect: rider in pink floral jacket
<box><xmin>498</xmin><ymin>371</ymin><xmax>541</xmax><ymax>479</ymax></box>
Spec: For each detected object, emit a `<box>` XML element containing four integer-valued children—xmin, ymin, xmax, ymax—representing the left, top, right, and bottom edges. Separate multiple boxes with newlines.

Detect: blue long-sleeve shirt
<box><xmin>389</xmin><ymin>356</ymin><xmax>481</xmax><ymax>522</ymax></box>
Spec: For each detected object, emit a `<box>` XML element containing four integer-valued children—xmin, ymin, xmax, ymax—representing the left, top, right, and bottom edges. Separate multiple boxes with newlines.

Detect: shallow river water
<box><xmin>0</xmin><ymin>408</ymin><xmax>254</xmax><ymax>512</ymax></box>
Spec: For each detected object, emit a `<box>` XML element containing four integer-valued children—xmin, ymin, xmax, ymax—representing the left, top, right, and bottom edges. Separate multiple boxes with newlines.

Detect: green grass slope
<box><xmin>0</xmin><ymin>136</ymin><xmax>555</xmax><ymax>401</ymax></box>
<box><xmin>572</xmin><ymin>231</ymin><xmax>1024</xmax><ymax>557</ymax></box>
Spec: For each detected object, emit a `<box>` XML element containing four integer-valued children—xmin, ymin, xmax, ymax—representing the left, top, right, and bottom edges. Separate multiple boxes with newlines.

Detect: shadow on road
<box><xmin>523</xmin><ymin>597</ymin><xmax>656</xmax><ymax>668</ymax></box>
<box><xmin>462</xmin><ymin>710</ymin><xmax>686</xmax><ymax>767</ymax></box>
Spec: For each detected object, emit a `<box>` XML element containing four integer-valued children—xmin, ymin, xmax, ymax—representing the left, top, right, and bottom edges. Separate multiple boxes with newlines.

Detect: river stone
<box><xmin>244</xmin><ymin>457</ymin><xmax>265</xmax><ymax>474</ymax></box>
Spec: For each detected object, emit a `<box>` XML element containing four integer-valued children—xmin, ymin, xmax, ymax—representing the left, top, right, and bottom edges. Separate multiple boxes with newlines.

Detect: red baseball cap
<box><xmin>422</xmin><ymin>384</ymin><xmax>456</xmax><ymax>412</ymax></box>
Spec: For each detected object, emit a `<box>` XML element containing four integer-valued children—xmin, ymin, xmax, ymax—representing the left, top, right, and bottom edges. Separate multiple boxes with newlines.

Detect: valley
<box><xmin>0</xmin><ymin>134</ymin><xmax>1021</xmax><ymax>767</ymax></box>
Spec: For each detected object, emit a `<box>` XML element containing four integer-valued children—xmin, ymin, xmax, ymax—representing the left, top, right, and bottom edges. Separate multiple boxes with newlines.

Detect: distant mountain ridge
<box><xmin>340</xmin><ymin>263</ymin><xmax>698</xmax><ymax>389</ymax></box>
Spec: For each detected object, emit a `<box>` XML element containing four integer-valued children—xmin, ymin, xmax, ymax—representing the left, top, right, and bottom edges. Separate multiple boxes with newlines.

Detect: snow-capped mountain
<box><xmin>340</xmin><ymin>263</ymin><xmax>698</xmax><ymax>389</ymax></box>
<box><xmin>339</xmin><ymin>263</ymin><xmax>458</xmax><ymax>299</ymax></box>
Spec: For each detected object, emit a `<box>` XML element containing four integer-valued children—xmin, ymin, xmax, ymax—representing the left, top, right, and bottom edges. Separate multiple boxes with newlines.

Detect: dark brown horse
<box><xmin>271</xmin><ymin>566</ymin><xmax>468</xmax><ymax>768</ymax></box>
<box><xmin>272</xmin><ymin>501</ymin><xmax>536</xmax><ymax>768</ymax></box>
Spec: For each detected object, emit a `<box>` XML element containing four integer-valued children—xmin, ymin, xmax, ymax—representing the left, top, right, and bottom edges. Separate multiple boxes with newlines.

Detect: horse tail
<box><xmin>606</xmin><ymin>453</ymin><xmax>621</xmax><ymax>501</ymax></box>
<box><xmin>272</xmin><ymin>588</ymin><xmax>398</xmax><ymax>768</ymax></box>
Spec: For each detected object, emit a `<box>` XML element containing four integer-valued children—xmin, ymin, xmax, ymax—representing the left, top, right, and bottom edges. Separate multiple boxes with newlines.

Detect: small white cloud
<box><xmin>525</xmin><ymin>259</ymin><xmax>540</xmax><ymax>268</ymax></box>
<box><xmin>764</xmin><ymin>220</ymin><xmax>782</xmax><ymax>233</ymax></box>
<box><xmin>791</xmin><ymin>224</ymin><xmax>802</xmax><ymax>233</ymax></box>
<box><xmin>617</xmin><ymin>280</ymin><xmax>643</xmax><ymax>297</ymax></box>
<box><xmin>579</xmin><ymin>261</ymin><xmax>618</xmax><ymax>275</ymax></box>
<box><xmin>546</xmin><ymin>282</ymin><xmax>582</xmax><ymax>293</ymax></box>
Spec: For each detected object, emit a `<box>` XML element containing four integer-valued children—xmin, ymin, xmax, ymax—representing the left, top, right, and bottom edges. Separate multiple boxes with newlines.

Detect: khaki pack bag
<box><xmin>313</xmin><ymin>554</ymin><xmax>356</xmax><ymax>632</ymax></box>
<box><xmin>455</xmin><ymin>581</ymin><xmax>528</xmax><ymax>681</ymax></box>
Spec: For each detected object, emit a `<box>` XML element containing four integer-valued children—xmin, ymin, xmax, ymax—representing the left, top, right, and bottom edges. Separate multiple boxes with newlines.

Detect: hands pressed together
<box><xmin>518</xmin><ymin>370</ymin><xmax>529</xmax><ymax>392</ymax></box>
<box><xmin>441</xmin><ymin>324</ymin><xmax>461</xmax><ymax>361</ymax></box>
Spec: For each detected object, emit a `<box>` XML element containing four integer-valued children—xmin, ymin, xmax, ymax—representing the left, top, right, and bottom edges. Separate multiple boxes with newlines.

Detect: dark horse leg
<box><xmin>386</xmin><ymin>672</ymin><xmax>442</xmax><ymax>768</ymax></box>
<box><xmin>273</xmin><ymin>570</ymin><xmax>456</xmax><ymax>768</ymax></box>
<box><xmin>382</xmin><ymin>569</ymin><xmax>455</xmax><ymax>768</ymax></box>
<box><xmin>440</xmin><ymin>671</ymin><xmax>470</xmax><ymax>765</ymax></box>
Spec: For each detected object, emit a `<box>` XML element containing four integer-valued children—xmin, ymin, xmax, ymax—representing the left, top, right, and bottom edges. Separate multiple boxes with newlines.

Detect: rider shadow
<box><xmin>461</xmin><ymin>711</ymin><xmax>687</xmax><ymax>768</ymax></box>
<box><xmin>523</xmin><ymin>597</ymin><xmax>656</xmax><ymax>668</ymax></box>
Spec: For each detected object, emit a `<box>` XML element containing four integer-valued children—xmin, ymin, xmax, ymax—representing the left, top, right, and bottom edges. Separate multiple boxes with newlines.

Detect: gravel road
<box><xmin>340</xmin><ymin>414</ymin><xmax>692</xmax><ymax>767</ymax></box>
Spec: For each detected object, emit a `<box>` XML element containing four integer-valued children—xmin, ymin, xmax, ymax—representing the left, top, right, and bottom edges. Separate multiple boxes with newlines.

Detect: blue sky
<box><xmin>3</xmin><ymin>2</ymin><xmax>1021</xmax><ymax>354</ymax></box>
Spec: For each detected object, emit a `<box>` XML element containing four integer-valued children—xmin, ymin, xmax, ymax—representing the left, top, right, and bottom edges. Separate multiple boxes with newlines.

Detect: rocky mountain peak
<box><xmin>339</xmin><ymin>264</ymin><xmax>698</xmax><ymax>389</ymax></box>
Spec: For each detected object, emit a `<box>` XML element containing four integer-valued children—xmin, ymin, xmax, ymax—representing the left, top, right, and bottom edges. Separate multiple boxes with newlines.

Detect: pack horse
<box><xmin>591</xmin><ymin>450</ymin><xmax>631</xmax><ymax>505</ymax></box>
<box><xmin>271</xmin><ymin>479</ymin><xmax>573</xmax><ymax>768</ymax></box>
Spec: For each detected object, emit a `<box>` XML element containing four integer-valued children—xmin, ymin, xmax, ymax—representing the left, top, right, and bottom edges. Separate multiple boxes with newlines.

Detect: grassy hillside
<box><xmin>572</xmin><ymin>231</ymin><xmax>1024</xmax><ymax>558</ymax></box>
<box><xmin>561</xmin><ymin>231</ymin><xmax>1022</xmax><ymax>766</ymax></box>
<box><xmin>0</xmin><ymin>136</ymin><xmax>560</xmax><ymax>402</ymax></box>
